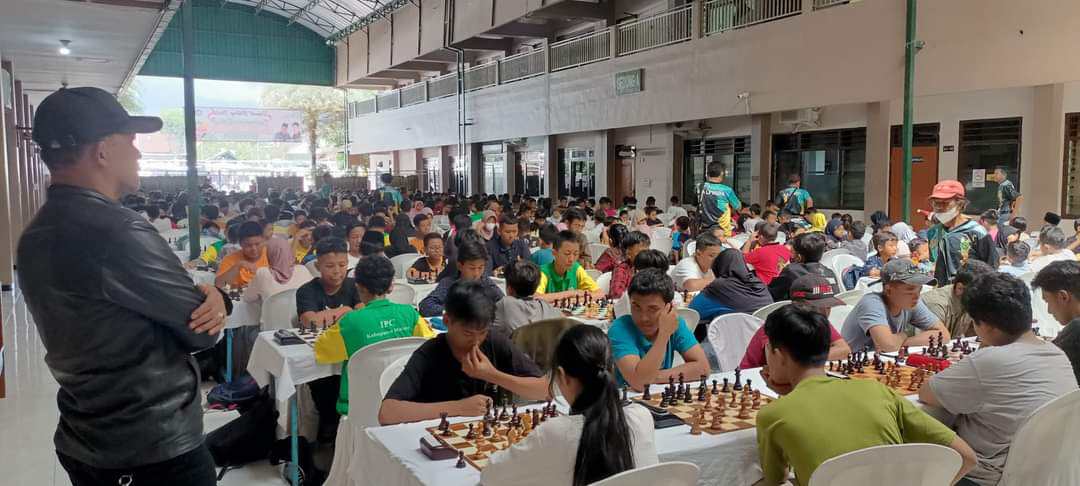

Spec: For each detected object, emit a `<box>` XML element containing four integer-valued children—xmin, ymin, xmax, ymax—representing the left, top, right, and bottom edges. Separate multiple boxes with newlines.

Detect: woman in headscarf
<box><xmin>244</xmin><ymin>237</ymin><xmax>311</xmax><ymax>303</ymax></box>
<box><xmin>388</xmin><ymin>212</ymin><xmax>418</xmax><ymax>257</ymax></box>
<box><xmin>687</xmin><ymin>249</ymin><xmax>773</xmax><ymax>340</ymax></box>
<box><xmin>475</xmin><ymin>210</ymin><xmax>497</xmax><ymax>241</ymax></box>
<box><xmin>824</xmin><ymin>218</ymin><xmax>847</xmax><ymax>249</ymax></box>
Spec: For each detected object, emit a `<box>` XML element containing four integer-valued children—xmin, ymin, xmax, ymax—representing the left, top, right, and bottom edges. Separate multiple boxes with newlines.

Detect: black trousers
<box><xmin>308</xmin><ymin>375</ymin><xmax>343</xmax><ymax>438</ymax></box>
<box><xmin>57</xmin><ymin>444</ymin><xmax>216</xmax><ymax>486</ymax></box>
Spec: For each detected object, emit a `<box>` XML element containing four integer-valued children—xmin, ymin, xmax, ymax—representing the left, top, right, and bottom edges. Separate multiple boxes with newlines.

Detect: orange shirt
<box><xmin>217</xmin><ymin>247</ymin><xmax>269</xmax><ymax>288</ymax></box>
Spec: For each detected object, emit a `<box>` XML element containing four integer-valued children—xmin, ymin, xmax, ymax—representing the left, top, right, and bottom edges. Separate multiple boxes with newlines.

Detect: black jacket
<box><xmin>17</xmin><ymin>185</ymin><xmax>230</xmax><ymax>468</ymax></box>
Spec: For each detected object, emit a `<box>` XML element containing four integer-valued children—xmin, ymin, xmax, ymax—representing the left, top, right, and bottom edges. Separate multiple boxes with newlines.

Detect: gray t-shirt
<box><xmin>928</xmin><ymin>340</ymin><xmax>1078</xmax><ymax>486</ymax></box>
<box><xmin>491</xmin><ymin>295</ymin><xmax>562</xmax><ymax>336</ymax></box>
<box><xmin>841</xmin><ymin>292</ymin><xmax>939</xmax><ymax>352</ymax></box>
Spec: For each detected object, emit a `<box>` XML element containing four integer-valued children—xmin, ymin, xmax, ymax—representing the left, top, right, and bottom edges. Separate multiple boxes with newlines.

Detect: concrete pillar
<box><xmin>1029</xmin><ymin>84</ymin><xmax>1065</xmax><ymax>223</ymax></box>
<box><xmin>672</xmin><ymin>133</ymin><xmax>685</xmax><ymax>205</ymax></box>
<box><xmin>545</xmin><ymin>135</ymin><xmax>557</xmax><ymax>198</ymax></box>
<box><xmin>469</xmin><ymin>143</ymin><xmax>482</xmax><ymax>195</ymax></box>
<box><xmin>750</xmin><ymin>113</ymin><xmax>773</xmax><ymax>204</ymax></box>
<box><xmin>594</xmin><ymin>130</ymin><xmax>611</xmax><ymax>198</ymax></box>
<box><xmin>0</xmin><ymin>59</ymin><xmax>15</xmax><ymax>287</ymax></box>
<box><xmin>691</xmin><ymin>0</ymin><xmax>704</xmax><ymax>40</ymax></box>
<box><xmin>439</xmin><ymin>145</ymin><xmax>452</xmax><ymax>193</ymax></box>
<box><xmin>865</xmin><ymin>101</ymin><xmax>892</xmax><ymax>214</ymax></box>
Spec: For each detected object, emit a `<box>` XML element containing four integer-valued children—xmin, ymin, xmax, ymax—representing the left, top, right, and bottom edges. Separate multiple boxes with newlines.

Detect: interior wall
<box><xmin>614</xmin><ymin>124</ymin><xmax>675</xmax><ymax>208</ymax></box>
<box><xmin>369</xmin><ymin>20</ymin><xmax>393</xmax><ymax>72</ymax></box>
<box><xmin>392</xmin><ymin>6</ymin><xmax>421</xmax><ymax>64</ymax></box>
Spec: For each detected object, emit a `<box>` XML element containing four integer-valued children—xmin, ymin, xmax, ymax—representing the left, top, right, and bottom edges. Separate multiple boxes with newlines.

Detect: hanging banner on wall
<box><xmin>972</xmin><ymin>169</ymin><xmax>986</xmax><ymax>188</ymax></box>
<box><xmin>195</xmin><ymin>107</ymin><xmax>305</xmax><ymax>142</ymax></box>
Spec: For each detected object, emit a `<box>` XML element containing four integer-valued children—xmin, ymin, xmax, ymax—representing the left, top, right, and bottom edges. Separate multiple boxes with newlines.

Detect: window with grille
<box><xmin>683</xmin><ymin>137</ymin><xmax>751</xmax><ymax>206</ymax></box>
<box><xmin>957</xmin><ymin>117</ymin><xmax>1022</xmax><ymax>214</ymax></box>
<box><xmin>1063</xmin><ymin>114</ymin><xmax>1080</xmax><ymax>218</ymax></box>
<box><xmin>772</xmin><ymin>128</ymin><xmax>866</xmax><ymax>210</ymax></box>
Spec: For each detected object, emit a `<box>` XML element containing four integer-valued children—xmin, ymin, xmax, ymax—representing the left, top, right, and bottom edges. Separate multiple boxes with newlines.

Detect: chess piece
<box><xmin>507</xmin><ymin>426</ymin><xmax>519</xmax><ymax>444</ymax></box>
<box><xmin>728</xmin><ymin>391</ymin><xmax>737</xmax><ymax>408</ymax></box>
<box><xmin>745</xmin><ymin>379</ymin><xmax>752</xmax><ymax>391</ymax></box>
<box><xmin>465</xmin><ymin>423</ymin><xmax>476</xmax><ymax>440</ymax></box>
<box><xmin>456</xmin><ymin>451</ymin><xmax>467</xmax><ymax>469</ymax></box>
<box><xmin>438</xmin><ymin>412</ymin><xmax>450</xmax><ymax>432</ymax></box>
<box><xmin>622</xmin><ymin>386</ymin><xmax>629</xmax><ymax>403</ymax></box>
<box><xmin>690</xmin><ymin>416</ymin><xmax>702</xmax><ymax>435</ymax></box>
<box><xmin>752</xmin><ymin>391</ymin><xmax>762</xmax><ymax>410</ymax></box>
<box><xmin>711</xmin><ymin>379</ymin><xmax>719</xmax><ymax>395</ymax></box>
<box><xmin>710</xmin><ymin>412</ymin><xmax>724</xmax><ymax>430</ymax></box>
<box><xmin>658</xmin><ymin>393</ymin><xmax>669</xmax><ymax>408</ymax></box>
<box><xmin>733</xmin><ymin>368</ymin><xmax>742</xmax><ymax>390</ymax></box>
<box><xmin>721</xmin><ymin>378</ymin><xmax>730</xmax><ymax>393</ymax></box>
<box><xmin>643</xmin><ymin>384</ymin><xmax>652</xmax><ymax>401</ymax></box>
<box><xmin>737</xmin><ymin>403</ymin><xmax>751</xmax><ymax>419</ymax></box>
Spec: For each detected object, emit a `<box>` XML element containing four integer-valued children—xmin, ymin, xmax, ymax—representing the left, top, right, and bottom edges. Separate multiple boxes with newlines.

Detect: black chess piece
<box><xmin>621</xmin><ymin>386</ymin><xmax>629</xmax><ymax>403</ymax></box>
<box><xmin>455</xmin><ymin>451</ymin><xmax>467</xmax><ymax>469</ymax></box>
<box><xmin>643</xmin><ymin>384</ymin><xmax>652</xmax><ymax>401</ymax></box>
<box><xmin>733</xmin><ymin>368</ymin><xmax>742</xmax><ymax>388</ymax></box>
<box><xmin>712</xmin><ymin>379</ymin><xmax>719</xmax><ymax>395</ymax></box>
<box><xmin>721</xmin><ymin>378</ymin><xmax>730</xmax><ymax>393</ymax></box>
<box><xmin>745</xmin><ymin>379</ymin><xmax>752</xmax><ymax>391</ymax></box>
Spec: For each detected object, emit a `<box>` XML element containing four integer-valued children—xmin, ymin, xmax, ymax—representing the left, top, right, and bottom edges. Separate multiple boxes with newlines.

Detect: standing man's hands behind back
<box><xmin>189</xmin><ymin>284</ymin><xmax>227</xmax><ymax>335</ymax></box>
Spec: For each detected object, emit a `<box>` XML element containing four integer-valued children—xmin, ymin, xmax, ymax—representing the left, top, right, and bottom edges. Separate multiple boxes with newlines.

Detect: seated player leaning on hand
<box><xmin>840</xmin><ymin>259</ymin><xmax>950</xmax><ymax>353</ymax></box>
<box><xmin>418</xmin><ymin>240</ymin><xmax>504</xmax><ymax>317</ymax></box>
<box><xmin>608</xmin><ymin>269</ymin><xmax>709</xmax><ymax>392</ymax></box>
<box><xmin>314</xmin><ymin>256</ymin><xmax>435</xmax><ymax>416</ymax></box>
<box><xmin>739</xmin><ymin>274</ymin><xmax>851</xmax><ymax>369</ymax></box>
<box><xmin>535</xmin><ymin>230</ymin><xmax>604</xmax><ymax>303</ymax></box>
<box><xmin>295</xmin><ymin>236</ymin><xmax>361</xmax><ymax>441</ymax></box>
<box><xmin>670</xmin><ymin>234</ymin><xmax>723</xmax><ymax>292</ymax></box>
<box><xmin>378</xmin><ymin>280</ymin><xmax>549</xmax><ymax>425</ymax></box>
<box><xmin>215</xmin><ymin>220</ymin><xmax>268</xmax><ymax>289</ymax></box>
<box><xmin>756</xmin><ymin>305</ymin><xmax>976</xmax><ymax>486</ymax></box>
<box><xmin>481</xmin><ymin>325</ymin><xmax>658</xmax><ymax>486</ymax></box>
<box><xmin>919</xmin><ymin>272</ymin><xmax>1078</xmax><ymax>486</ymax></box>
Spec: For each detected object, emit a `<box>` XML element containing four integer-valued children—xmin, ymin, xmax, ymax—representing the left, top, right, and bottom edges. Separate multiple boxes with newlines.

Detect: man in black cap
<box><xmin>17</xmin><ymin>87</ymin><xmax>230</xmax><ymax>486</ymax></box>
<box><xmin>840</xmin><ymin>258</ymin><xmax>949</xmax><ymax>353</ymax></box>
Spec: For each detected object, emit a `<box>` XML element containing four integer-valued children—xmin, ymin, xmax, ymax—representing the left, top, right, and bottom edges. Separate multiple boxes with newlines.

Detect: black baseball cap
<box><xmin>790</xmin><ymin>274</ymin><xmax>844</xmax><ymax>308</ymax></box>
<box><xmin>32</xmin><ymin>87</ymin><xmax>162</xmax><ymax>150</ymax></box>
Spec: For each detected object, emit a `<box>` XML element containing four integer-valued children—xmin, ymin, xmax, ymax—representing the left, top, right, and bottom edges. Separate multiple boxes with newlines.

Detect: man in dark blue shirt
<box><xmin>487</xmin><ymin>214</ymin><xmax>531</xmax><ymax>275</ymax></box>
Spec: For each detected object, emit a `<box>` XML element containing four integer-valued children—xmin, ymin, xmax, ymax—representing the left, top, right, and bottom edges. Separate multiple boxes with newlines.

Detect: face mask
<box><xmin>485</xmin><ymin>222</ymin><xmax>497</xmax><ymax>231</ymax></box>
<box><xmin>932</xmin><ymin>207</ymin><xmax>960</xmax><ymax>224</ymax></box>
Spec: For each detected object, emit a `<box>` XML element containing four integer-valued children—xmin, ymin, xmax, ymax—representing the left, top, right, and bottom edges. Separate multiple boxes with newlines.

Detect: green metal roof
<box><xmin>140</xmin><ymin>0</ymin><xmax>334</xmax><ymax>86</ymax></box>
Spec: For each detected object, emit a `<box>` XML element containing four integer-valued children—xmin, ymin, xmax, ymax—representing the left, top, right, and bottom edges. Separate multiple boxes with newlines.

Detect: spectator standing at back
<box><xmin>990</xmin><ymin>166</ymin><xmax>1022</xmax><ymax>226</ymax></box>
<box><xmin>920</xmin><ymin>272</ymin><xmax>1077</xmax><ymax>486</ymax></box>
<box><xmin>926</xmin><ymin>180</ymin><xmax>1000</xmax><ymax>285</ymax></box>
<box><xmin>378</xmin><ymin>172</ymin><xmax>403</xmax><ymax>209</ymax></box>
<box><xmin>698</xmin><ymin>161</ymin><xmax>742</xmax><ymax>237</ymax></box>
<box><xmin>776</xmin><ymin>174</ymin><xmax>813</xmax><ymax>216</ymax></box>
<box><xmin>1032</xmin><ymin>261</ymin><xmax>1080</xmax><ymax>384</ymax></box>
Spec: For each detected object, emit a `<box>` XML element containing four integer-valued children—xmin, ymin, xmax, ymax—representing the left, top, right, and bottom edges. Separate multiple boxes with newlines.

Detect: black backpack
<box><xmin>205</xmin><ymin>387</ymin><xmax>277</xmax><ymax>479</ymax></box>
<box><xmin>780</xmin><ymin>188</ymin><xmax>804</xmax><ymax>215</ymax></box>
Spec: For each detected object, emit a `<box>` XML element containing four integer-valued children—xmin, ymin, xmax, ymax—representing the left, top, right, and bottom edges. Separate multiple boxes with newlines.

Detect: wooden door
<box><xmin>889</xmin><ymin>146</ymin><xmax>939</xmax><ymax>230</ymax></box>
<box><xmin>610</xmin><ymin>158</ymin><xmax>635</xmax><ymax>205</ymax></box>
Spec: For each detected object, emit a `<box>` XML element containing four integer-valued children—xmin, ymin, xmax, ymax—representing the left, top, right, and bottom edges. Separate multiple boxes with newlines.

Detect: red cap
<box><xmin>929</xmin><ymin>180</ymin><xmax>965</xmax><ymax>200</ymax></box>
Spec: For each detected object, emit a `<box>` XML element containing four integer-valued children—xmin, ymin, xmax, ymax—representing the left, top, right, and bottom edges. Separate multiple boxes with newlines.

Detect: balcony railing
<box><xmin>704</xmin><ymin>0</ymin><xmax>802</xmax><ymax>35</ymax></box>
<box><xmin>400</xmin><ymin>82</ymin><xmax>427</xmax><ymax>107</ymax></box>
<box><xmin>356</xmin><ymin>98</ymin><xmax>376</xmax><ymax>116</ymax></box>
<box><xmin>499</xmin><ymin>49</ymin><xmax>547</xmax><ymax>84</ymax></box>
<box><xmin>617</xmin><ymin>5</ymin><xmax>694</xmax><ymax>56</ymax></box>
<box><xmin>550</xmin><ymin>30</ymin><xmax>611</xmax><ymax>72</ymax></box>
<box><xmin>348</xmin><ymin>0</ymin><xmax>844</xmax><ymax>118</ymax></box>
<box><xmin>376</xmin><ymin>91</ymin><xmax>400</xmax><ymax>111</ymax></box>
<box><xmin>428</xmin><ymin>72</ymin><xmax>458</xmax><ymax>100</ymax></box>
<box><xmin>464</xmin><ymin>61</ymin><xmax>498</xmax><ymax>91</ymax></box>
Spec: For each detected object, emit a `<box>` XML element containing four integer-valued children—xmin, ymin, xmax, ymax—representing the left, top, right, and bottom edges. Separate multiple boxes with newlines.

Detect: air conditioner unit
<box><xmin>779</xmin><ymin>108</ymin><xmax>821</xmax><ymax>126</ymax></box>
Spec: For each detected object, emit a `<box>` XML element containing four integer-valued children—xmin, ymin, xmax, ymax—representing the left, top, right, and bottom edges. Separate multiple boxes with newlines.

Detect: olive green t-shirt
<box><xmin>756</xmin><ymin>375</ymin><xmax>957</xmax><ymax>486</ymax></box>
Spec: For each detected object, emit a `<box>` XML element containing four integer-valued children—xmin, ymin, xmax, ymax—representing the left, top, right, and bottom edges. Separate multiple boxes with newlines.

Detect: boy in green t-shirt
<box><xmin>756</xmin><ymin>304</ymin><xmax>976</xmax><ymax>486</ymax></box>
<box><xmin>314</xmin><ymin>255</ymin><xmax>435</xmax><ymax>416</ymax></box>
<box><xmin>534</xmin><ymin>230</ymin><xmax>602</xmax><ymax>302</ymax></box>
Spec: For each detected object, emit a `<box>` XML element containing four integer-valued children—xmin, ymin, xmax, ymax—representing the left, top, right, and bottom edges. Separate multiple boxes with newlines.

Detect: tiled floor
<box><xmin>0</xmin><ymin>286</ymin><xmax>288</xmax><ymax>486</ymax></box>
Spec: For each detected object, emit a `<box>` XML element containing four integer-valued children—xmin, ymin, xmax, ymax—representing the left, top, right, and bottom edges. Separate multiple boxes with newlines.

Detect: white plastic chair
<box><xmin>596</xmin><ymin>272</ymin><xmax>612</xmax><ymax>295</ymax></box>
<box><xmin>705</xmin><ymin>313</ymin><xmax>763</xmax><ymax>372</ymax></box>
<box><xmin>652</xmin><ymin>227</ymin><xmax>673</xmax><ymax>240</ymax></box>
<box><xmin>829</xmin><ymin>254</ymin><xmax>865</xmax><ymax>291</ymax></box>
<box><xmin>378</xmin><ymin>355</ymin><xmax>412</xmax><ymax>397</ymax></box>
<box><xmin>998</xmin><ymin>389</ymin><xmax>1080</xmax><ymax>486</ymax></box>
<box><xmin>650</xmin><ymin>236</ymin><xmax>673</xmax><ymax>254</ymax></box>
<box><xmin>305</xmin><ymin>260</ymin><xmax>320</xmax><ymax>278</ymax></box>
<box><xmin>588</xmin><ymin>461</ymin><xmax>700</xmax><ymax>486</ymax></box>
<box><xmin>588</xmin><ymin>243</ymin><xmax>610</xmax><ymax>264</ymax></box>
<box><xmin>390</xmin><ymin>253</ymin><xmax>421</xmax><ymax>279</ymax></box>
<box><xmin>828</xmin><ymin>304</ymin><xmax>854</xmax><ymax>335</ymax></box>
<box><xmin>676</xmin><ymin>308</ymin><xmax>700</xmax><ymax>329</ymax></box>
<box><xmin>809</xmin><ymin>444</ymin><xmax>962</xmax><ymax>486</ymax></box>
<box><xmin>325</xmin><ymin>338</ymin><xmax>427</xmax><ymax>486</ymax></box>
<box><xmin>432</xmin><ymin>215</ymin><xmax>451</xmax><ymax>233</ymax></box>
<box><xmin>585</xmin><ymin>268</ymin><xmax>602</xmax><ymax>281</ymax></box>
<box><xmin>260</xmin><ymin>288</ymin><xmax>300</xmax><ymax>330</ymax></box>
<box><xmin>752</xmin><ymin>300</ymin><xmax>791</xmax><ymax>321</ymax></box>
<box><xmin>387</xmin><ymin>282</ymin><xmax>416</xmax><ymax>305</ymax></box>
<box><xmin>836</xmin><ymin>289</ymin><xmax>866</xmax><ymax>306</ymax></box>
<box><xmin>684</xmin><ymin>240</ymin><xmax>697</xmax><ymax>257</ymax></box>
<box><xmin>821</xmin><ymin>248</ymin><xmax>853</xmax><ymax>263</ymax></box>
<box><xmin>861</xmin><ymin>231</ymin><xmax>873</xmax><ymax>246</ymax></box>
<box><xmin>727</xmin><ymin>233</ymin><xmax>749</xmax><ymax>250</ymax></box>
<box><xmin>776</xmin><ymin>232</ymin><xmax>787</xmax><ymax>244</ymax></box>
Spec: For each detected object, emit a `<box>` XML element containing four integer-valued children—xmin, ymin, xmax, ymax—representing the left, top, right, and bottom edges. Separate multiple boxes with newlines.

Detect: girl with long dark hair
<box><xmin>482</xmin><ymin>325</ymin><xmax>657</xmax><ymax>486</ymax></box>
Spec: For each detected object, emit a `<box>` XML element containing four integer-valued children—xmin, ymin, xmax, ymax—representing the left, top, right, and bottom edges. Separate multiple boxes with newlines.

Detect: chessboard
<box><xmin>426</xmin><ymin>402</ymin><xmax>560</xmax><ymax>470</ymax></box>
<box><xmin>295</xmin><ymin>325</ymin><xmax>330</xmax><ymax>346</ymax></box>
<box><xmin>827</xmin><ymin>352</ymin><xmax>936</xmax><ymax>396</ymax></box>
<box><xmin>552</xmin><ymin>296</ymin><xmax>613</xmax><ymax>321</ymax></box>
<box><xmin>635</xmin><ymin>373</ymin><xmax>773</xmax><ymax>436</ymax></box>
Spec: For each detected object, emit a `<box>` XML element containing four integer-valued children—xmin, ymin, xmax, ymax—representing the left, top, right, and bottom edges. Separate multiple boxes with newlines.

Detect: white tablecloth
<box><xmin>248</xmin><ymin>331</ymin><xmax>341</xmax><ymax>403</ymax></box>
<box><xmin>353</xmin><ymin>368</ymin><xmax>772</xmax><ymax>486</ymax></box>
<box><xmin>188</xmin><ymin>269</ymin><xmax>215</xmax><ymax>286</ymax></box>
<box><xmin>226</xmin><ymin>298</ymin><xmax>261</xmax><ymax>330</ymax></box>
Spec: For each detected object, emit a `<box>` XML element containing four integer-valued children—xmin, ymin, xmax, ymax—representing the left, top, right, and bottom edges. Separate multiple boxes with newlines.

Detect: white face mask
<box><xmin>485</xmin><ymin>222</ymin><xmax>497</xmax><ymax>231</ymax></box>
<box><xmin>932</xmin><ymin>207</ymin><xmax>960</xmax><ymax>224</ymax></box>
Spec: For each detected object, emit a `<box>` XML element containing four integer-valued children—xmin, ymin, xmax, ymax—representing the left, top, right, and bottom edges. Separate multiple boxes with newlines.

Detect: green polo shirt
<box><xmin>756</xmin><ymin>375</ymin><xmax>956</xmax><ymax>486</ymax></box>
<box><xmin>313</xmin><ymin>298</ymin><xmax>434</xmax><ymax>415</ymax></box>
